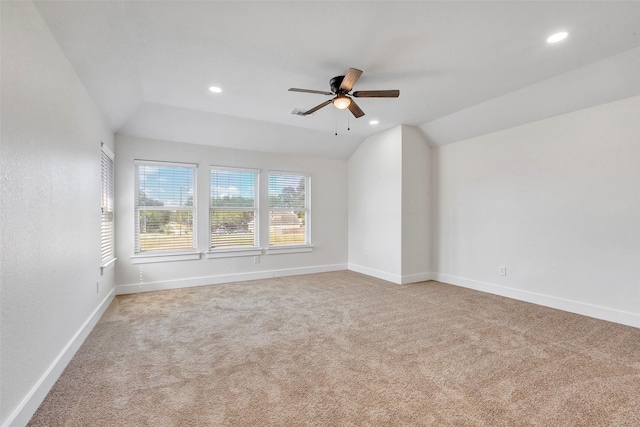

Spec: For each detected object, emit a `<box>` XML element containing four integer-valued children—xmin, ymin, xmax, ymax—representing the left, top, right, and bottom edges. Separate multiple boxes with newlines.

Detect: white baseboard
<box><xmin>400</xmin><ymin>272</ymin><xmax>436</xmax><ymax>284</ymax></box>
<box><xmin>4</xmin><ymin>289</ymin><xmax>116</xmax><ymax>427</ymax></box>
<box><xmin>347</xmin><ymin>264</ymin><xmax>435</xmax><ymax>285</ymax></box>
<box><xmin>116</xmin><ymin>264</ymin><xmax>348</xmax><ymax>295</ymax></box>
<box><xmin>348</xmin><ymin>263</ymin><xmax>402</xmax><ymax>284</ymax></box>
<box><xmin>435</xmin><ymin>273</ymin><xmax>640</xmax><ymax>329</ymax></box>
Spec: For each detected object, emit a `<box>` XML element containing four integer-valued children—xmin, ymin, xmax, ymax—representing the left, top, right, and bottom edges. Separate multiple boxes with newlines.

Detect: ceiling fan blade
<box><xmin>347</xmin><ymin>99</ymin><xmax>365</xmax><ymax>118</ymax></box>
<box><xmin>303</xmin><ymin>99</ymin><xmax>333</xmax><ymax>115</ymax></box>
<box><xmin>289</xmin><ymin>88</ymin><xmax>334</xmax><ymax>95</ymax></box>
<box><xmin>352</xmin><ymin>90</ymin><xmax>400</xmax><ymax>98</ymax></box>
<box><xmin>339</xmin><ymin>68</ymin><xmax>363</xmax><ymax>92</ymax></box>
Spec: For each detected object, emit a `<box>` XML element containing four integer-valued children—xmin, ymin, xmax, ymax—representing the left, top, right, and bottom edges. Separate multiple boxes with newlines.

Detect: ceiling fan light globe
<box><xmin>333</xmin><ymin>96</ymin><xmax>351</xmax><ymax>110</ymax></box>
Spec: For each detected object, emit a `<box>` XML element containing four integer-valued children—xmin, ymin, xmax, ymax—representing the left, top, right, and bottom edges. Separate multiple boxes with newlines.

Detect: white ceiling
<box><xmin>34</xmin><ymin>1</ymin><xmax>640</xmax><ymax>159</ymax></box>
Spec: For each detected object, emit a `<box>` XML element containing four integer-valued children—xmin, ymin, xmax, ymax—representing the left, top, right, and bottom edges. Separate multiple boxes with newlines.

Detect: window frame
<box><xmin>132</xmin><ymin>160</ymin><xmax>198</xmax><ymax>261</ymax></box>
<box><xmin>100</xmin><ymin>143</ymin><xmax>116</xmax><ymax>273</ymax></box>
<box><xmin>267</xmin><ymin>171</ymin><xmax>312</xmax><ymax>253</ymax></box>
<box><xmin>207</xmin><ymin>166</ymin><xmax>261</xmax><ymax>258</ymax></box>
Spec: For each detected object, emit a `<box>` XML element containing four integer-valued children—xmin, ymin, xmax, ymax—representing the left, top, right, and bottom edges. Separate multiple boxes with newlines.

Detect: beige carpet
<box><xmin>29</xmin><ymin>271</ymin><xmax>640</xmax><ymax>426</ymax></box>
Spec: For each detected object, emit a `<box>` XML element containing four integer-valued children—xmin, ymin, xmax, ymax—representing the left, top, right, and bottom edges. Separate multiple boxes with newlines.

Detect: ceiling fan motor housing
<box><xmin>330</xmin><ymin>76</ymin><xmax>346</xmax><ymax>94</ymax></box>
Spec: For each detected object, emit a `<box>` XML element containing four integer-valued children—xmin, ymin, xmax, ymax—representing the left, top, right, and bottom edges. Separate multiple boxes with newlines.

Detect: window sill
<box><xmin>266</xmin><ymin>245</ymin><xmax>314</xmax><ymax>255</ymax></box>
<box><xmin>100</xmin><ymin>257</ymin><xmax>116</xmax><ymax>275</ymax></box>
<box><xmin>206</xmin><ymin>248</ymin><xmax>262</xmax><ymax>259</ymax></box>
<box><xmin>131</xmin><ymin>252</ymin><xmax>201</xmax><ymax>264</ymax></box>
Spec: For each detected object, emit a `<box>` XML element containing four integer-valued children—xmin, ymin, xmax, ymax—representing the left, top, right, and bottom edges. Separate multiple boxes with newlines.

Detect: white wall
<box><xmin>348</xmin><ymin>126</ymin><xmax>403</xmax><ymax>281</ymax></box>
<box><xmin>434</xmin><ymin>95</ymin><xmax>640</xmax><ymax>327</ymax></box>
<box><xmin>348</xmin><ymin>125</ymin><xmax>433</xmax><ymax>283</ymax></box>
<box><xmin>0</xmin><ymin>2</ymin><xmax>115</xmax><ymax>426</ymax></box>
<box><xmin>401</xmin><ymin>126</ymin><xmax>434</xmax><ymax>280</ymax></box>
<box><xmin>114</xmin><ymin>135</ymin><xmax>348</xmax><ymax>293</ymax></box>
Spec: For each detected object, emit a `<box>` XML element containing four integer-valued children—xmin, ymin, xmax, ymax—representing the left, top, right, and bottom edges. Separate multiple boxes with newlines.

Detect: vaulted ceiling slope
<box><xmin>34</xmin><ymin>1</ymin><xmax>640</xmax><ymax>159</ymax></box>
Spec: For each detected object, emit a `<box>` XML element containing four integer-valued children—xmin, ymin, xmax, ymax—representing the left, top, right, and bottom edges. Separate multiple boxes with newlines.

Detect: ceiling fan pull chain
<box><xmin>347</xmin><ymin>112</ymin><xmax>350</xmax><ymax>131</ymax></box>
<box><xmin>335</xmin><ymin>109</ymin><xmax>338</xmax><ymax>136</ymax></box>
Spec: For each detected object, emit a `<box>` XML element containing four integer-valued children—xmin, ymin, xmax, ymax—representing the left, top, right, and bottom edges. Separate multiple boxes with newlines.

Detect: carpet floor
<box><xmin>29</xmin><ymin>271</ymin><xmax>640</xmax><ymax>426</ymax></box>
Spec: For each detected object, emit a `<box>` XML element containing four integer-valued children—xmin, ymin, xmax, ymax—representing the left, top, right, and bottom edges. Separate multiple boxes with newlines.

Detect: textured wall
<box><xmin>435</xmin><ymin>96</ymin><xmax>640</xmax><ymax>319</ymax></box>
<box><xmin>401</xmin><ymin>126</ymin><xmax>433</xmax><ymax>278</ymax></box>
<box><xmin>348</xmin><ymin>125</ymin><xmax>433</xmax><ymax>283</ymax></box>
<box><xmin>348</xmin><ymin>126</ymin><xmax>404</xmax><ymax>280</ymax></box>
<box><xmin>0</xmin><ymin>2</ymin><xmax>114</xmax><ymax>425</ymax></box>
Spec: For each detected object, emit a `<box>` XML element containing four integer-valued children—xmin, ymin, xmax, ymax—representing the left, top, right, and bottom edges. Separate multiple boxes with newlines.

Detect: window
<box><xmin>134</xmin><ymin>161</ymin><xmax>196</xmax><ymax>254</ymax></box>
<box><xmin>100</xmin><ymin>143</ymin><xmax>115</xmax><ymax>267</ymax></box>
<box><xmin>210</xmin><ymin>167</ymin><xmax>259</xmax><ymax>249</ymax></box>
<box><xmin>269</xmin><ymin>172</ymin><xmax>310</xmax><ymax>246</ymax></box>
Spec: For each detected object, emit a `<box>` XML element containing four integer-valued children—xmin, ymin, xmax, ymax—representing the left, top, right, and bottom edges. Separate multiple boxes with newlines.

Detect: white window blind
<box><xmin>135</xmin><ymin>161</ymin><xmax>196</xmax><ymax>253</ymax></box>
<box><xmin>210</xmin><ymin>168</ymin><xmax>258</xmax><ymax>248</ymax></box>
<box><xmin>268</xmin><ymin>172</ymin><xmax>310</xmax><ymax>246</ymax></box>
<box><xmin>100</xmin><ymin>144</ymin><xmax>115</xmax><ymax>264</ymax></box>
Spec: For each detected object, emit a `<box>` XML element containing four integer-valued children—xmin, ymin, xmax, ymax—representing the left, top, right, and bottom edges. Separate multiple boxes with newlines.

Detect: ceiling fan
<box><xmin>289</xmin><ymin>68</ymin><xmax>399</xmax><ymax>118</ymax></box>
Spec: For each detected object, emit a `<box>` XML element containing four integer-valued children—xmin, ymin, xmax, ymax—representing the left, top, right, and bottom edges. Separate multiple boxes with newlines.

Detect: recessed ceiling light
<box><xmin>209</xmin><ymin>86</ymin><xmax>222</xmax><ymax>93</ymax></box>
<box><xmin>547</xmin><ymin>31</ymin><xmax>568</xmax><ymax>43</ymax></box>
<box><xmin>369</xmin><ymin>120</ymin><xmax>379</xmax><ymax>125</ymax></box>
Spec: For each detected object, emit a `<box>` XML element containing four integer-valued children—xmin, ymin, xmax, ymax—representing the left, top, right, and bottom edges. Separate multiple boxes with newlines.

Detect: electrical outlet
<box><xmin>499</xmin><ymin>266</ymin><xmax>506</xmax><ymax>276</ymax></box>
<box><xmin>253</xmin><ymin>256</ymin><xmax>260</xmax><ymax>264</ymax></box>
